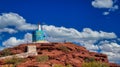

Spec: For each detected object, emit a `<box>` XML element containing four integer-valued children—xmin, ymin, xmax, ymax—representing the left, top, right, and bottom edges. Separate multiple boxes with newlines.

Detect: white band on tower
<box><xmin>38</xmin><ymin>23</ymin><xmax>41</xmax><ymax>30</ymax></box>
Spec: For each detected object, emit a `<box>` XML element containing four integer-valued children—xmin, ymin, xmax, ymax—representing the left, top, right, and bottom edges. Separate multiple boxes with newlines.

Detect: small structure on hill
<box><xmin>32</xmin><ymin>23</ymin><xmax>48</xmax><ymax>43</ymax></box>
<box><xmin>27</xmin><ymin>45</ymin><xmax>37</xmax><ymax>53</ymax></box>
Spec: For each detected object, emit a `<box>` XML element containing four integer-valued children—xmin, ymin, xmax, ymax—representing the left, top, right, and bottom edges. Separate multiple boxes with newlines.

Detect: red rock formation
<box><xmin>0</xmin><ymin>42</ymin><xmax>119</xmax><ymax>67</ymax></box>
<box><xmin>109</xmin><ymin>63</ymin><xmax>120</xmax><ymax>67</ymax></box>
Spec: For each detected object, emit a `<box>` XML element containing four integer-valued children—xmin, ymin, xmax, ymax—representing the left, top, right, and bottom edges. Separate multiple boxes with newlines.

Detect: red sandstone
<box><xmin>0</xmin><ymin>42</ymin><xmax>119</xmax><ymax>67</ymax></box>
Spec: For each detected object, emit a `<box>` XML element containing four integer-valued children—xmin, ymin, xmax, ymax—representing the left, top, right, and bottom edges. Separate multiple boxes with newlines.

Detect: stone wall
<box><xmin>0</xmin><ymin>52</ymin><xmax>38</xmax><ymax>60</ymax></box>
<box><xmin>0</xmin><ymin>45</ymin><xmax>38</xmax><ymax>60</ymax></box>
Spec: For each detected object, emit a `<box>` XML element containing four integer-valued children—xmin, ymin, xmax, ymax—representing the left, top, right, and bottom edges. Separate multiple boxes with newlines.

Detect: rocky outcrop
<box><xmin>0</xmin><ymin>52</ymin><xmax>37</xmax><ymax>60</ymax></box>
<box><xmin>0</xmin><ymin>42</ymin><xmax>119</xmax><ymax>67</ymax></box>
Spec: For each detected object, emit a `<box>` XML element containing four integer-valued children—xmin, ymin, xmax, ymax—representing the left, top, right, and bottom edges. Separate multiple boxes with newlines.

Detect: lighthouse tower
<box><xmin>32</xmin><ymin>23</ymin><xmax>48</xmax><ymax>43</ymax></box>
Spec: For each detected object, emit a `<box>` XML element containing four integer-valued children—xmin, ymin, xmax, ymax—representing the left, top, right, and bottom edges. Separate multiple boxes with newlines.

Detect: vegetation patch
<box><xmin>82</xmin><ymin>62</ymin><xmax>109</xmax><ymax>67</ymax></box>
<box><xmin>4</xmin><ymin>56</ymin><xmax>25</xmax><ymax>67</ymax></box>
<box><xmin>66</xmin><ymin>64</ymin><xmax>73</xmax><ymax>67</ymax></box>
<box><xmin>53</xmin><ymin>64</ymin><xmax>73</xmax><ymax>67</ymax></box>
<box><xmin>58</xmin><ymin>46</ymin><xmax>69</xmax><ymax>52</ymax></box>
<box><xmin>84</xmin><ymin>57</ymin><xmax>95</xmax><ymax>62</ymax></box>
<box><xmin>53</xmin><ymin>64</ymin><xmax>65</xmax><ymax>67</ymax></box>
<box><xmin>36</xmin><ymin>55</ymin><xmax>49</xmax><ymax>62</ymax></box>
<box><xmin>1</xmin><ymin>48</ymin><xmax>12</xmax><ymax>56</ymax></box>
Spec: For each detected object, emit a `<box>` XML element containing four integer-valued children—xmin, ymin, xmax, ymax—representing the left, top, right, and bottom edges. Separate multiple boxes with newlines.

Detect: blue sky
<box><xmin>0</xmin><ymin>0</ymin><xmax>120</xmax><ymax>64</ymax></box>
<box><xmin>0</xmin><ymin>0</ymin><xmax>120</xmax><ymax>32</ymax></box>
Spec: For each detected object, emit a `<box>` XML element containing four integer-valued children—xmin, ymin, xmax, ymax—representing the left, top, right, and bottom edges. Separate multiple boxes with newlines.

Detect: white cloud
<box><xmin>91</xmin><ymin>0</ymin><xmax>119</xmax><ymax>15</ymax></box>
<box><xmin>92</xmin><ymin>0</ymin><xmax>113</xmax><ymax>8</ymax></box>
<box><xmin>0</xmin><ymin>28</ymin><xmax>17</xmax><ymax>34</ymax></box>
<box><xmin>109</xmin><ymin>5</ymin><xmax>119</xmax><ymax>11</ymax></box>
<box><xmin>18</xmin><ymin>24</ymin><xmax>37</xmax><ymax>31</ymax></box>
<box><xmin>0</xmin><ymin>12</ymin><xmax>37</xmax><ymax>33</ymax></box>
<box><xmin>103</xmin><ymin>12</ymin><xmax>110</xmax><ymax>15</ymax></box>
<box><xmin>3</xmin><ymin>33</ymin><xmax>32</xmax><ymax>48</ymax></box>
<box><xmin>24</xmin><ymin>33</ymin><xmax>32</xmax><ymax>43</ymax></box>
<box><xmin>99</xmin><ymin>42</ymin><xmax>120</xmax><ymax>63</ymax></box>
<box><xmin>80</xmin><ymin>40</ymin><xmax>99</xmax><ymax>51</ymax></box>
<box><xmin>3</xmin><ymin>37</ymin><xmax>24</xmax><ymax>47</ymax></box>
<box><xmin>43</xmin><ymin>25</ymin><xmax>117</xmax><ymax>40</ymax></box>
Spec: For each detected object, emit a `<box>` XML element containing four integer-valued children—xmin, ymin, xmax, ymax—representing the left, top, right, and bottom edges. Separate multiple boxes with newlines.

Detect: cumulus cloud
<box><xmin>91</xmin><ymin>0</ymin><xmax>119</xmax><ymax>15</ymax></box>
<box><xmin>3</xmin><ymin>33</ymin><xmax>32</xmax><ymax>47</ymax></box>
<box><xmin>0</xmin><ymin>12</ymin><xmax>37</xmax><ymax>33</ymax></box>
<box><xmin>109</xmin><ymin>5</ymin><xmax>119</xmax><ymax>11</ymax></box>
<box><xmin>43</xmin><ymin>25</ymin><xmax>117</xmax><ymax>40</ymax></box>
<box><xmin>92</xmin><ymin>0</ymin><xmax>113</xmax><ymax>8</ymax></box>
<box><xmin>0</xmin><ymin>28</ymin><xmax>17</xmax><ymax>34</ymax></box>
<box><xmin>99</xmin><ymin>41</ymin><xmax>120</xmax><ymax>63</ymax></box>
<box><xmin>3</xmin><ymin>37</ymin><xmax>24</xmax><ymax>47</ymax></box>
<box><xmin>24</xmin><ymin>33</ymin><xmax>32</xmax><ymax>43</ymax></box>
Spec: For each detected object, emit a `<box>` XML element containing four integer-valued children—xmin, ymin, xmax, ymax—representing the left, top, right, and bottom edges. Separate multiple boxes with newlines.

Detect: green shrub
<box><xmin>53</xmin><ymin>64</ymin><xmax>73</xmax><ymax>67</ymax></box>
<box><xmin>58</xmin><ymin>46</ymin><xmax>69</xmax><ymax>52</ymax></box>
<box><xmin>1</xmin><ymin>48</ymin><xmax>12</xmax><ymax>56</ymax></box>
<box><xmin>82</xmin><ymin>62</ymin><xmax>109</xmax><ymax>67</ymax></box>
<box><xmin>36</xmin><ymin>55</ymin><xmax>49</xmax><ymax>62</ymax></box>
<box><xmin>66</xmin><ymin>64</ymin><xmax>73</xmax><ymax>67</ymax></box>
<box><xmin>89</xmin><ymin>57</ymin><xmax>95</xmax><ymax>62</ymax></box>
<box><xmin>84</xmin><ymin>57</ymin><xmax>95</xmax><ymax>62</ymax></box>
<box><xmin>5</xmin><ymin>56</ymin><xmax>25</xmax><ymax>67</ymax></box>
<box><xmin>53</xmin><ymin>64</ymin><xmax>65</xmax><ymax>67</ymax></box>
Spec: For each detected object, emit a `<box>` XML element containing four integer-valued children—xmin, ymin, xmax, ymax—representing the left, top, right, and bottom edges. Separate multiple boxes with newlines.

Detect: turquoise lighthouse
<box><xmin>32</xmin><ymin>23</ymin><xmax>48</xmax><ymax>43</ymax></box>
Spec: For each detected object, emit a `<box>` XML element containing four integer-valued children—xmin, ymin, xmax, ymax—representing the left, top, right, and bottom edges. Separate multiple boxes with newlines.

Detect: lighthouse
<box><xmin>32</xmin><ymin>23</ymin><xmax>48</xmax><ymax>43</ymax></box>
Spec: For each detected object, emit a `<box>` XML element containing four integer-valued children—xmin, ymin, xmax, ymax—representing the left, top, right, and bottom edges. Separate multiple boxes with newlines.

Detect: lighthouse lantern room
<box><xmin>32</xmin><ymin>23</ymin><xmax>48</xmax><ymax>43</ymax></box>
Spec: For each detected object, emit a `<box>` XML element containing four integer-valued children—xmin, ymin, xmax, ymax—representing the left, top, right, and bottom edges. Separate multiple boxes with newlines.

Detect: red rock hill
<box><xmin>0</xmin><ymin>42</ymin><xmax>119</xmax><ymax>67</ymax></box>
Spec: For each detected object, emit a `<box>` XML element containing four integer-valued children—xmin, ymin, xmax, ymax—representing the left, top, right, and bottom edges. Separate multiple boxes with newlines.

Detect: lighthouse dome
<box><xmin>32</xmin><ymin>23</ymin><xmax>47</xmax><ymax>42</ymax></box>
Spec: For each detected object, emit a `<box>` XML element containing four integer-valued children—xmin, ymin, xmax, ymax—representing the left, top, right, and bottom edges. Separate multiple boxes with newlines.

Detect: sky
<box><xmin>0</xmin><ymin>0</ymin><xmax>120</xmax><ymax>64</ymax></box>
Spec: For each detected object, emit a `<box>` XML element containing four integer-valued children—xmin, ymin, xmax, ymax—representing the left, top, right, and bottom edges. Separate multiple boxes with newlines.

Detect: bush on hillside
<box><xmin>1</xmin><ymin>48</ymin><xmax>12</xmax><ymax>56</ymax></box>
<box><xmin>58</xmin><ymin>46</ymin><xmax>69</xmax><ymax>52</ymax></box>
<box><xmin>4</xmin><ymin>56</ymin><xmax>25</xmax><ymax>67</ymax></box>
<box><xmin>66</xmin><ymin>64</ymin><xmax>73</xmax><ymax>67</ymax></box>
<box><xmin>53</xmin><ymin>64</ymin><xmax>65</xmax><ymax>67</ymax></box>
<box><xmin>53</xmin><ymin>64</ymin><xmax>73</xmax><ymax>67</ymax></box>
<box><xmin>84</xmin><ymin>57</ymin><xmax>95</xmax><ymax>62</ymax></box>
<box><xmin>36</xmin><ymin>55</ymin><xmax>49</xmax><ymax>62</ymax></box>
<box><xmin>82</xmin><ymin>61</ymin><xmax>109</xmax><ymax>67</ymax></box>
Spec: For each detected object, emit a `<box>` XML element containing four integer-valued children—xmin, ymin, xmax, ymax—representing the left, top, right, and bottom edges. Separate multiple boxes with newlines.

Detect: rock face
<box><xmin>0</xmin><ymin>42</ymin><xmax>119</xmax><ymax>67</ymax></box>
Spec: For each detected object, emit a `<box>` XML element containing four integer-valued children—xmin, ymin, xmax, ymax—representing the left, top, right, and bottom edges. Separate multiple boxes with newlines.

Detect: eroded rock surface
<box><xmin>0</xmin><ymin>42</ymin><xmax>119</xmax><ymax>67</ymax></box>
